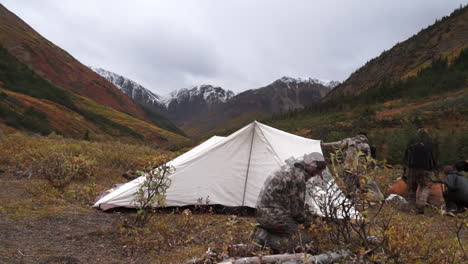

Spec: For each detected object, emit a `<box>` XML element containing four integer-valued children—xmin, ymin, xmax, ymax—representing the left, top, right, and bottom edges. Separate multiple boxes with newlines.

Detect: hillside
<box><xmin>327</xmin><ymin>5</ymin><xmax>468</xmax><ymax>97</ymax></box>
<box><xmin>0</xmin><ymin>4</ymin><xmax>154</xmax><ymax>123</ymax></box>
<box><xmin>0</xmin><ymin>44</ymin><xmax>188</xmax><ymax>145</ymax></box>
<box><xmin>182</xmin><ymin>77</ymin><xmax>336</xmax><ymax>136</ymax></box>
<box><xmin>263</xmin><ymin>7</ymin><xmax>468</xmax><ymax>165</ymax></box>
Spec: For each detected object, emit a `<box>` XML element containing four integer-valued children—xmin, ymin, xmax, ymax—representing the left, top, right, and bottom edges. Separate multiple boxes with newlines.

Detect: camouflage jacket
<box><xmin>322</xmin><ymin>135</ymin><xmax>371</xmax><ymax>162</ymax></box>
<box><xmin>256</xmin><ymin>164</ymin><xmax>309</xmax><ymax>230</ymax></box>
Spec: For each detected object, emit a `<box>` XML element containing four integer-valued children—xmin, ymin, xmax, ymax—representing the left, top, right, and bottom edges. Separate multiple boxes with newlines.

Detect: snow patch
<box><xmin>90</xmin><ymin>66</ymin><xmax>164</xmax><ymax>105</ymax></box>
<box><xmin>277</xmin><ymin>76</ymin><xmax>340</xmax><ymax>89</ymax></box>
<box><xmin>161</xmin><ymin>85</ymin><xmax>235</xmax><ymax>107</ymax></box>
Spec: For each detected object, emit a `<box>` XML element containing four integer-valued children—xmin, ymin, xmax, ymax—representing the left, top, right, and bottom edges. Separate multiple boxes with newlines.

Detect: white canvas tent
<box><xmin>94</xmin><ymin>121</ymin><xmax>356</xmax><ymax>217</ymax></box>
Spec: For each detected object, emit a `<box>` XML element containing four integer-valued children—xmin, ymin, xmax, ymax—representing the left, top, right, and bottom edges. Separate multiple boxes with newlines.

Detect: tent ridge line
<box><xmin>241</xmin><ymin>122</ymin><xmax>256</xmax><ymax>206</ymax></box>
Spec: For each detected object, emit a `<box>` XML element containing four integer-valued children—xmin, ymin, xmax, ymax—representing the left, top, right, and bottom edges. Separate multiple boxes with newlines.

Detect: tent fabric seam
<box><xmin>241</xmin><ymin>122</ymin><xmax>256</xmax><ymax>206</ymax></box>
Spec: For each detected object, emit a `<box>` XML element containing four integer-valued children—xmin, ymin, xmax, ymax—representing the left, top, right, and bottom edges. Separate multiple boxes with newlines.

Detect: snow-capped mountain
<box><xmin>91</xmin><ymin>67</ymin><xmax>236</xmax><ymax>109</ymax></box>
<box><xmin>276</xmin><ymin>76</ymin><xmax>340</xmax><ymax>89</ymax></box>
<box><xmin>162</xmin><ymin>85</ymin><xmax>235</xmax><ymax>126</ymax></box>
<box><xmin>91</xmin><ymin>67</ymin><xmax>166</xmax><ymax>109</ymax></box>
<box><xmin>164</xmin><ymin>85</ymin><xmax>235</xmax><ymax>107</ymax></box>
<box><xmin>89</xmin><ymin>67</ymin><xmax>236</xmax><ymax>126</ymax></box>
<box><xmin>90</xmin><ymin>67</ymin><xmax>186</xmax><ymax>134</ymax></box>
<box><xmin>182</xmin><ymin>76</ymin><xmax>337</xmax><ymax>136</ymax></box>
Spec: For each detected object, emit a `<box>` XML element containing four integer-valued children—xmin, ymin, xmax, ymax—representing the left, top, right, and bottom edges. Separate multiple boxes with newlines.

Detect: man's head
<box><xmin>302</xmin><ymin>152</ymin><xmax>326</xmax><ymax>179</ymax></box>
<box><xmin>416</xmin><ymin>128</ymin><xmax>430</xmax><ymax>138</ymax></box>
<box><xmin>455</xmin><ymin>160</ymin><xmax>468</xmax><ymax>172</ymax></box>
<box><xmin>357</xmin><ymin>131</ymin><xmax>368</xmax><ymax>138</ymax></box>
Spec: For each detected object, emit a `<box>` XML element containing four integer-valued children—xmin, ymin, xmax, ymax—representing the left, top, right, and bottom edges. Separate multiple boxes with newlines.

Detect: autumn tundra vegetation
<box><xmin>0</xmin><ymin>131</ymin><xmax>466</xmax><ymax>263</ymax></box>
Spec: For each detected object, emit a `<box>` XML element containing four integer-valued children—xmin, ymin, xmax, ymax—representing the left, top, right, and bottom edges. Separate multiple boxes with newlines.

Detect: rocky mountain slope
<box><xmin>327</xmin><ymin>5</ymin><xmax>468</xmax><ymax>98</ymax></box>
<box><xmin>182</xmin><ymin>76</ymin><xmax>337</xmax><ymax>136</ymax></box>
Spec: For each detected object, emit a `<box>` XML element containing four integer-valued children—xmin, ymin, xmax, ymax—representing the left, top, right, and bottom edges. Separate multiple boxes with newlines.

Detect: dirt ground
<box><xmin>0</xmin><ymin>171</ymin><xmax>147</xmax><ymax>264</ymax></box>
<box><xmin>0</xmin><ymin>211</ymin><xmax>127</xmax><ymax>264</ymax></box>
<box><xmin>0</xmin><ymin>172</ymin><xmax>255</xmax><ymax>264</ymax></box>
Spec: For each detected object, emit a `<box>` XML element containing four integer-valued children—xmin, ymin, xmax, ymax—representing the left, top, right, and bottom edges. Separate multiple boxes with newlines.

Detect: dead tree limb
<box><xmin>220</xmin><ymin>249</ymin><xmax>351</xmax><ymax>264</ymax></box>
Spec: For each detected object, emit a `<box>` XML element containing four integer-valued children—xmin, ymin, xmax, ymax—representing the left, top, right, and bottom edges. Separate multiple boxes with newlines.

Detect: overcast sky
<box><xmin>2</xmin><ymin>0</ymin><xmax>467</xmax><ymax>94</ymax></box>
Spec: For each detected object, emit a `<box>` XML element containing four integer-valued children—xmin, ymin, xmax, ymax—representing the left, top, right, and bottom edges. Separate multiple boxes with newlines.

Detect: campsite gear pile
<box><xmin>387</xmin><ymin>178</ymin><xmax>445</xmax><ymax>207</ymax></box>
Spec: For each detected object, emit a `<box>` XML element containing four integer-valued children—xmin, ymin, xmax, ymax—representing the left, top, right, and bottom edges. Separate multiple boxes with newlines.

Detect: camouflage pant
<box><xmin>253</xmin><ymin>214</ymin><xmax>314</xmax><ymax>253</ymax></box>
<box><xmin>407</xmin><ymin>168</ymin><xmax>432</xmax><ymax>211</ymax></box>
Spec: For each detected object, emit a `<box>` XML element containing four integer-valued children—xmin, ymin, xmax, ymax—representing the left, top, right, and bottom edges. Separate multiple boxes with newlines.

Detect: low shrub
<box><xmin>32</xmin><ymin>152</ymin><xmax>96</xmax><ymax>188</ymax></box>
<box><xmin>132</xmin><ymin>156</ymin><xmax>174</xmax><ymax>227</ymax></box>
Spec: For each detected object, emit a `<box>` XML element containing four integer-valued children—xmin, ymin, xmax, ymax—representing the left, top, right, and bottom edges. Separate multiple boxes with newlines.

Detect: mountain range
<box><xmin>181</xmin><ymin>76</ymin><xmax>337</xmax><ymax>136</ymax></box>
<box><xmin>91</xmin><ymin>67</ymin><xmax>337</xmax><ymax>136</ymax></box>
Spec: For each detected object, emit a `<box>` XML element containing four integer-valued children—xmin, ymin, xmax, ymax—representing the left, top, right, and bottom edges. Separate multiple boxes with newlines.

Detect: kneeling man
<box><xmin>253</xmin><ymin>152</ymin><xmax>326</xmax><ymax>253</ymax></box>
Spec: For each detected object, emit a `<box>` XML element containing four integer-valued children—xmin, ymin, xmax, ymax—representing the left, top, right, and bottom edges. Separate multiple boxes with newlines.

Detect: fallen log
<box><xmin>220</xmin><ymin>249</ymin><xmax>351</xmax><ymax>264</ymax></box>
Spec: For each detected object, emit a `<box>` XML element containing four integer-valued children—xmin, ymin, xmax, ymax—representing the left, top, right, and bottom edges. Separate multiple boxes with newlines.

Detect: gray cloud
<box><xmin>2</xmin><ymin>0</ymin><xmax>467</xmax><ymax>94</ymax></box>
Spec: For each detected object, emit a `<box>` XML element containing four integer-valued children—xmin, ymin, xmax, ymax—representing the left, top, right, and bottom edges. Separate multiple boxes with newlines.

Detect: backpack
<box><xmin>443</xmin><ymin>173</ymin><xmax>468</xmax><ymax>211</ymax></box>
<box><xmin>406</xmin><ymin>142</ymin><xmax>435</xmax><ymax>170</ymax></box>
